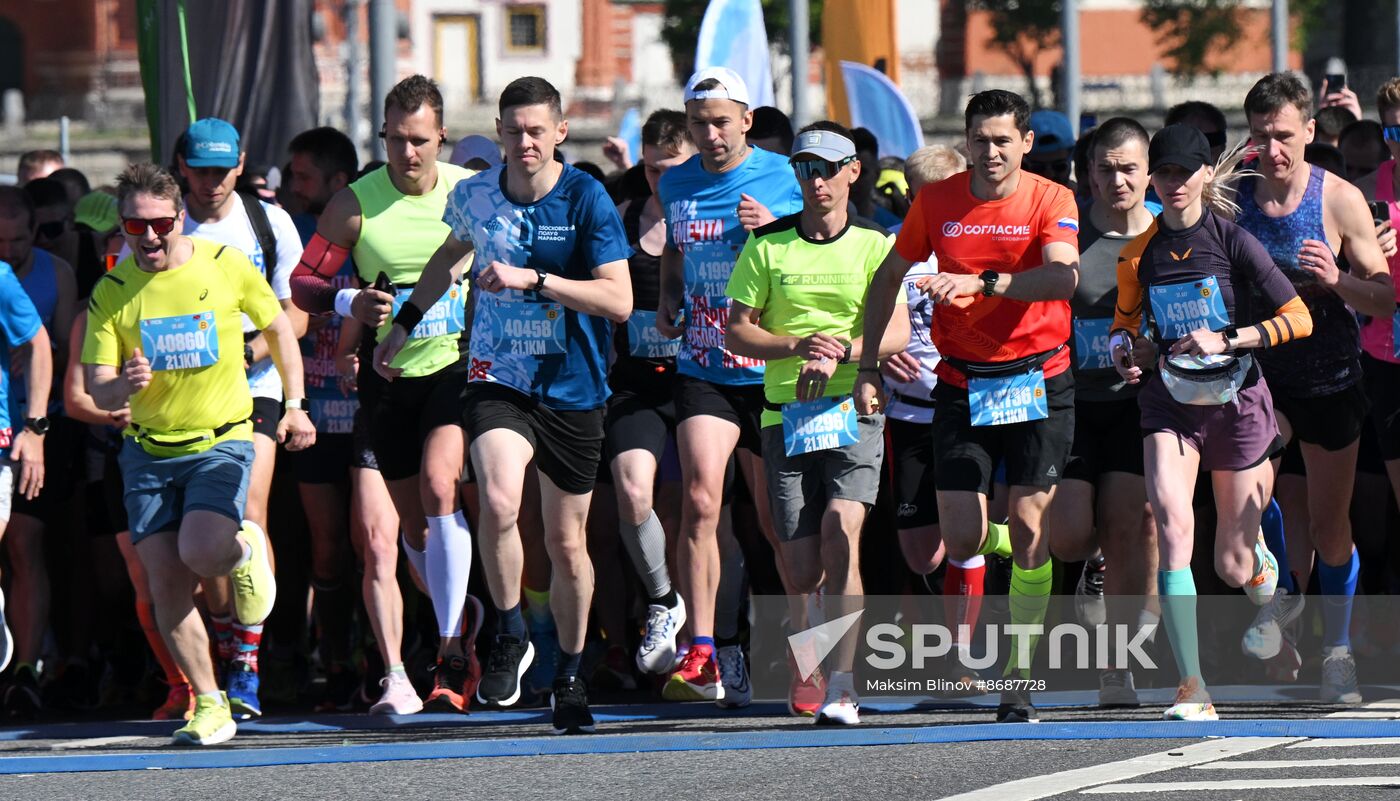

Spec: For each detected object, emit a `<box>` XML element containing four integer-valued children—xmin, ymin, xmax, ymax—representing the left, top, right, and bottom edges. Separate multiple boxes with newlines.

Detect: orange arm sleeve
<box><xmin>1253</xmin><ymin>296</ymin><xmax>1313</xmax><ymax>347</ymax></box>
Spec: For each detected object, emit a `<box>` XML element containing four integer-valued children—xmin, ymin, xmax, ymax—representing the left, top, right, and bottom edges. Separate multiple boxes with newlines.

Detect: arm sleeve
<box><xmin>1113</xmin><ymin>245</ymin><xmax>1147</xmax><ymax>335</ymax></box>
<box><xmin>724</xmin><ymin>234</ymin><xmax>768</xmax><ymax>310</ymax></box>
<box><xmin>893</xmin><ymin>188</ymin><xmax>934</xmax><ymax>264</ymax></box>
<box><xmin>1038</xmin><ymin>185</ymin><xmax>1080</xmax><ymax>248</ymax></box>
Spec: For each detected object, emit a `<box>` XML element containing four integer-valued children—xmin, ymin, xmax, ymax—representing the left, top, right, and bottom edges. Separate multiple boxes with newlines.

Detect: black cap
<box><xmin>1149</xmin><ymin>124</ymin><xmax>1213</xmax><ymax>174</ymax></box>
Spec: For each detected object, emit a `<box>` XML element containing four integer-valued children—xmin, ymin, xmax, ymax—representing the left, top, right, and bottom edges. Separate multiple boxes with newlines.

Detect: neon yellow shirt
<box><xmin>725</xmin><ymin>214</ymin><xmax>897</xmax><ymax>427</ymax></box>
<box><xmin>82</xmin><ymin>238</ymin><xmax>282</xmax><ymax>438</ymax></box>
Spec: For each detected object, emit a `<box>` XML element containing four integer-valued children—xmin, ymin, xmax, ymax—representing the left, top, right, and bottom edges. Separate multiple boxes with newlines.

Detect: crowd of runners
<box><xmin>2</xmin><ymin>65</ymin><xmax>1400</xmax><ymax>745</ymax></box>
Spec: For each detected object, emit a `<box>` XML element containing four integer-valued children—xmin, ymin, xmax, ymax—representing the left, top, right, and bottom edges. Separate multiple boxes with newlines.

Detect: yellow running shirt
<box><xmin>82</xmin><ymin>238</ymin><xmax>282</xmax><ymax>439</ymax></box>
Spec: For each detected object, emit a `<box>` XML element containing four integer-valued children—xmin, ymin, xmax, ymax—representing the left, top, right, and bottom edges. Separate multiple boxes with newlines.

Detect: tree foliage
<box><xmin>660</xmin><ymin>0</ymin><xmax>824</xmax><ymax>81</ymax></box>
<box><xmin>1140</xmin><ymin>0</ymin><xmax>1244</xmax><ymax>77</ymax></box>
<box><xmin>976</xmin><ymin>0</ymin><xmax>1060</xmax><ymax>108</ymax></box>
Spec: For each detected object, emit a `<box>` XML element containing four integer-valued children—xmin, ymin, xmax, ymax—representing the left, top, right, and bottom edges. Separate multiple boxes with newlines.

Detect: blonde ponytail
<box><xmin>1202</xmin><ymin>140</ymin><xmax>1259</xmax><ymax>218</ymax></box>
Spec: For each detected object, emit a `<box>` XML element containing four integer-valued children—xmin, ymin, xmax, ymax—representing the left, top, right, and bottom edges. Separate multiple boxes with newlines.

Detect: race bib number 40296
<box><xmin>140</xmin><ymin>311</ymin><xmax>219</xmax><ymax>371</ymax></box>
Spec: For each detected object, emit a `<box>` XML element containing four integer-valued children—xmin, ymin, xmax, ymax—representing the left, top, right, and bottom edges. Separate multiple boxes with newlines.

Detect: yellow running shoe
<box><xmin>230</xmin><ymin>521</ymin><xmax>276</xmax><ymax>625</ymax></box>
<box><xmin>172</xmin><ymin>692</ymin><xmax>236</xmax><ymax>746</ymax></box>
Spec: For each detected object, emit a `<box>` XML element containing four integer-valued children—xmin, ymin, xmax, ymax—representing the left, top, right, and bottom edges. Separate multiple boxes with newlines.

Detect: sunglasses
<box><xmin>121</xmin><ymin>217</ymin><xmax>178</xmax><ymax>236</ymax></box>
<box><xmin>791</xmin><ymin>156</ymin><xmax>856</xmax><ymax>181</ymax></box>
<box><xmin>1384</xmin><ymin>126</ymin><xmax>1400</xmax><ymax>143</ymax></box>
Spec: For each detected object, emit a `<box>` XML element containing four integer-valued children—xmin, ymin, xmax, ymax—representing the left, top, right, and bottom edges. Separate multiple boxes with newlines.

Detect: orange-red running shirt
<box><xmin>895</xmin><ymin>170</ymin><xmax>1079</xmax><ymax>388</ymax></box>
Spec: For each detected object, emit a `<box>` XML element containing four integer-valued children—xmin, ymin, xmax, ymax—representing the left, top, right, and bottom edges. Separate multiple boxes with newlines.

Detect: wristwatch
<box><xmin>979</xmin><ymin>270</ymin><xmax>1000</xmax><ymax>297</ymax></box>
<box><xmin>244</xmin><ymin>343</ymin><xmax>255</xmax><ymax>366</ymax></box>
<box><xmin>533</xmin><ymin>269</ymin><xmax>548</xmax><ymax>293</ymax></box>
<box><xmin>840</xmin><ymin>341</ymin><xmax>853</xmax><ymax>364</ymax></box>
<box><xmin>24</xmin><ymin>417</ymin><xmax>49</xmax><ymax>436</ymax></box>
<box><xmin>285</xmin><ymin>398</ymin><xmax>307</xmax><ymax>412</ymax></box>
<box><xmin>1223</xmin><ymin>326</ymin><xmax>1240</xmax><ymax>353</ymax></box>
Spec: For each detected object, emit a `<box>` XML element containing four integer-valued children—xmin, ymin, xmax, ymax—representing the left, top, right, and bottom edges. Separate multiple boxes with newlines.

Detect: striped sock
<box><xmin>1004</xmin><ymin>560</ymin><xmax>1053</xmax><ymax>678</ymax></box>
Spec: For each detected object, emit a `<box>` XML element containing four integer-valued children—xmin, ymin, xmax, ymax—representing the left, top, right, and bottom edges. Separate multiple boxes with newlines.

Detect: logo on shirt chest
<box><xmin>941</xmin><ymin>222</ymin><xmax>1033</xmax><ymax>239</ymax></box>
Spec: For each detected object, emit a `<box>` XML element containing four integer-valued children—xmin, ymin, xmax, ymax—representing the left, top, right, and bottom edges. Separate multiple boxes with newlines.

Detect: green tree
<box><xmin>976</xmin><ymin>0</ymin><xmax>1060</xmax><ymax>109</ymax></box>
<box><xmin>661</xmin><ymin>0</ymin><xmax>824</xmax><ymax>81</ymax></box>
<box><xmin>1140</xmin><ymin>0</ymin><xmax>1243</xmax><ymax>77</ymax></box>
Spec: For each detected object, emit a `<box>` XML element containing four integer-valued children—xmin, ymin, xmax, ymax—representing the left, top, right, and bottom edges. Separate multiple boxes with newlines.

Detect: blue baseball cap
<box><xmin>183</xmin><ymin>118</ymin><xmax>242</xmax><ymax>168</ymax></box>
<box><xmin>1029</xmin><ymin>110</ymin><xmax>1075</xmax><ymax>155</ymax></box>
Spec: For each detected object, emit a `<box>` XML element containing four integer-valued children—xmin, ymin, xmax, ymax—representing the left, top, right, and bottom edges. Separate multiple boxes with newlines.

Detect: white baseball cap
<box><xmin>683</xmin><ymin>67</ymin><xmax>751</xmax><ymax>106</ymax></box>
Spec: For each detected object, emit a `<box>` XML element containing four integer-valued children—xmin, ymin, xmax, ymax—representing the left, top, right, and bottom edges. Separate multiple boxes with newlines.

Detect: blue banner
<box><xmin>838</xmin><ymin>61</ymin><xmax>924</xmax><ymax>159</ymax></box>
<box><xmin>695</xmin><ymin>0</ymin><xmax>776</xmax><ymax>108</ymax></box>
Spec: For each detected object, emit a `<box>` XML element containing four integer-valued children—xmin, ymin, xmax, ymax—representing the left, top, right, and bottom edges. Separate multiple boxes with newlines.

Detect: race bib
<box><xmin>140</xmin><ymin>312</ymin><xmax>219</xmax><ymax>371</ymax></box>
<box><xmin>781</xmin><ymin>395</ymin><xmax>860</xmax><ymax>457</ymax></box>
<box><xmin>395</xmin><ymin>285</ymin><xmax>465</xmax><ymax>341</ymax></box>
<box><xmin>1149</xmin><ymin>276</ymin><xmax>1229</xmax><ymax>340</ymax></box>
<box><xmin>491</xmin><ymin>302</ymin><xmax>566</xmax><ymax>356</ymax></box>
<box><xmin>627</xmin><ymin>310</ymin><xmax>681</xmax><ymax>359</ymax></box>
<box><xmin>1073</xmin><ymin>318</ymin><xmax>1115</xmax><ymax>371</ymax></box>
<box><xmin>968</xmin><ymin>369</ymin><xmax>1049</xmax><ymax>427</ymax></box>
<box><xmin>309</xmin><ymin>397</ymin><xmax>357</xmax><ymax>435</ymax></box>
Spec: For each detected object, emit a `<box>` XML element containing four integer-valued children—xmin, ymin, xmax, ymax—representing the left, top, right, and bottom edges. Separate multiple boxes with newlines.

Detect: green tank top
<box><xmin>351</xmin><ymin>162</ymin><xmax>474</xmax><ymax>377</ymax></box>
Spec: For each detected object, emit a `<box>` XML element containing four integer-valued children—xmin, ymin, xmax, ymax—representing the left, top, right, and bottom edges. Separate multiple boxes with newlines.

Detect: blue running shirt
<box><xmin>444</xmin><ymin>164</ymin><xmax>631</xmax><ymax>410</ymax></box>
<box><xmin>659</xmin><ymin>146</ymin><xmax>803</xmax><ymax>386</ymax></box>
<box><xmin>0</xmin><ymin>260</ymin><xmax>43</xmax><ymax>452</ymax></box>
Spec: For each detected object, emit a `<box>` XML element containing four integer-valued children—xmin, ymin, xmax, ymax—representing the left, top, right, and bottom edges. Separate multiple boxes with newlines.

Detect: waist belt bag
<box><xmin>1160</xmin><ymin>352</ymin><xmax>1253</xmax><ymax>406</ymax></box>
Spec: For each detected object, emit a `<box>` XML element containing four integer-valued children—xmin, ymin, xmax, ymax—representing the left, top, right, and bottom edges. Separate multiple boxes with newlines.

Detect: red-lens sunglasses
<box><xmin>121</xmin><ymin>217</ymin><xmax>178</xmax><ymax>236</ymax></box>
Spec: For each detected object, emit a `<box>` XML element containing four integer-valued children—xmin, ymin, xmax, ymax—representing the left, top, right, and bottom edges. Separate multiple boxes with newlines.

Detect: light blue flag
<box><xmin>618</xmin><ymin>107</ymin><xmax>642</xmax><ymax>167</ymax></box>
<box><xmin>839</xmin><ymin>61</ymin><xmax>924</xmax><ymax>159</ymax></box>
<box><xmin>695</xmin><ymin>0</ymin><xmax>776</xmax><ymax>108</ymax></box>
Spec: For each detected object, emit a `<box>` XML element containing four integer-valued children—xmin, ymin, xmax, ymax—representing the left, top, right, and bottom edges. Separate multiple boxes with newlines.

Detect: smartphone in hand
<box><xmin>1326</xmin><ymin>73</ymin><xmax>1347</xmax><ymax>92</ymax></box>
<box><xmin>1370</xmin><ymin>200</ymin><xmax>1390</xmax><ymax>225</ymax></box>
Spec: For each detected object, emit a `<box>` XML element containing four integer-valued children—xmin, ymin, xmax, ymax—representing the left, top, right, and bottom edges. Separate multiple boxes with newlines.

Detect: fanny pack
<box><xmin>942</xmin><ymin>344</ymin><xmax>1066</xmax><ymax>379</ymax></box>
<box><xmin>132</xmin><ymin>418</ymin><xmax>250</xmax><ymax>458</ymax></box>
<box><xmin>1160</xmin><ymin>353</ymin><xmax>1253</xmax><ymax>406</ymax></box>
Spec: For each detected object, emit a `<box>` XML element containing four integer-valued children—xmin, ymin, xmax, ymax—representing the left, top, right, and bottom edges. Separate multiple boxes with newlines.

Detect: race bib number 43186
<box><xmin>140</xmin><ymin>312</ymin><xmax>219</xmax><ymax>371</ymax></box>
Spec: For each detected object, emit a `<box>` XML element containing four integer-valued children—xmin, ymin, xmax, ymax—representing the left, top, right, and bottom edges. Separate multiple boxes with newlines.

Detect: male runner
<box><xmin>176</xmin><ymin>117</ymin><xmax>307</xmax><ymax>718</ymax></box>
<box><xmin>655</xmin><ymin>66</ymin><xmax>803</xmax><ymax>706</ymax></box>
<box><xmin>376</xmin><ymin>76</ymin><xmax>632</xmax><ymax>735</ymax></box>
<box><xmin>289</xmin><ymin>75</ymin><xmax>481</xmax><ymax>714</ymax></box>
<box><xmin>726</xmin><ymin>122</ymin><xmax>908</xmax><ymax>725</ymax></box>
<box><xmin>856</xmin><ymin>89</ymin><xmax>1080</xmax><ymax>724</ymax></box>
<box><xmin>1235</xmin><ymin>74</ymin><xmax>1392</xmax><ymax>704</ymax></box>
<box><xmin>84</xmin><ymin>162</ymin><xmax>314</xmax><ymax>745</ymax></box>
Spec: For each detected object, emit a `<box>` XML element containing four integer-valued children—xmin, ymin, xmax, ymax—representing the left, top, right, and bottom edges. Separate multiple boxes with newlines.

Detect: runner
<box><xmin>84</xmin><ymin>162</ymin><xmax>315</xmax><ymax>745</ymax></box>
<box><xmin>1046</xmin><ymin>117</ymin><xmax>1159</xmax><ymax>708</ymax></box>
<box><xmin>175</xmin><ymin>117</ymin><xmax>307</xmax><ymax>718</ymax></box>
<box><xmin>726</xmin><ymin>121</ymin><xmax>908</xmax><ymax>725</ymax></box>
<box><xmin>604</xmin><ymin>110</ymin><xmax>694</xmax><ymax>675</ymax></box>
<box><xmin>654</xmin><ymin>67</ymin><xmax>804</xmax><ymax>708</ymax></box>
<box><xmin>1235</xmin><ymin>74</ymin><xmax>1392</xmax><ymax>705</ymax></box>
<box><xmin>855</xmin><ymin>89</ymin><xmax>1080</xmax><ymax>724</ymax></box>
<box><xmin>1111</xmin><ymin>124</ymin><xmax>1312</xmax><ymax>721</ymax></box>
<box><xmin>375</xmin><ymin>76</ymin><xmax>632</xmax><ymax>735</ymax></box>
<box><xmin>289</xmin><ymin>76</ymin><xmax>480</xmax><ymax>714</ymax></box>
<box><xmin>0</xmin><ymin>187</ymin><xmax>72</xmax><ymax>717</ymax></box>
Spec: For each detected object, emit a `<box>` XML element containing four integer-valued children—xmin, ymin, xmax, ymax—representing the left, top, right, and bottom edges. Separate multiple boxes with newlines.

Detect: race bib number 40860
<box><xmin>140</xmin><ymin>312</ymin><xmax>219</xmax><ymax>371</ymax></box>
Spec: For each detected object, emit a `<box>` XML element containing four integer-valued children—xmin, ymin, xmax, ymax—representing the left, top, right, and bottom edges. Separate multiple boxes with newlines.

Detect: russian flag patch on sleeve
<box><xmin>1057</xmin><ymin>217</ymin><xmax>1080</xmax><ymax>233</ymax></box>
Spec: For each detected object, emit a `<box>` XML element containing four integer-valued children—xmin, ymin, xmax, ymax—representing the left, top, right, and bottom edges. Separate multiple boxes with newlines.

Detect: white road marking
<box><xmin>49</xmin><ymin>736</ymin><xmax>148</xmax><ymax>750</ymax></box>
<box><xmin>1325</xmin><ymin>699</ymin><xmax>1400</xmax><ymax>718</ymax></box>
<box><xmin>1082</xmin><ymin>776</ymin><xmax>1400</xmax><ymax>793</ymax></box>
<box><xmin>1290</xmin><ymin>738</ymin><xmax>1400</xmax><ymax>749</ymax></box>
<box><xmin>935</xmin><ymin>738</ymin><xmax>1299</xmax><ymax>801</ymax></box>
<box><xmin>1194</xmin><ymin>756</ymin><xmax>1400</xmax><ymax>769</ymax></box>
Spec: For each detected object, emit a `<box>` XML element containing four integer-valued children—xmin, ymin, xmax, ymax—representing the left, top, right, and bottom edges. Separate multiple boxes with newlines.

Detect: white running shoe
<box><xmin>715</xmin><ymin>644</ymin><xmax>752</xmax><ymax>709</ymax></box>
<box><xmin>1241</xmin><ymin>587</ymin><xmax>1305</xmax><ymax>660</ymax></box>
<box><xmin>815</xmin><ymin>672</ymin><xmax>860</xmax><ymax>725</ymax></box>
<box><xmin>636</xmin><ymin>595</ymin><xmax>687</xmax><ymax>675</ymax></box>
<box><xmin>1320</xmin><ymin>646</ymin><xmax>1363</xmax><ymax>705</ymax></box>
<box><xmin>369</xmin><ymin>671</ymin><xmax>424</xmax><ymax>715</ymax></box>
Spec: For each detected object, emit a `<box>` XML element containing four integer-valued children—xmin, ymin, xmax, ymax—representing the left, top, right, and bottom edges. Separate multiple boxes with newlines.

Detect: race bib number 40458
<box><xmin>140</xmin><ymin>311</ymin><xmax>219</xmax><ymax>371</ymax></box>
<box><xmin>490</xmin><ymin>302</ymin><xmax>566</xmax><ymax>356</ymax></box>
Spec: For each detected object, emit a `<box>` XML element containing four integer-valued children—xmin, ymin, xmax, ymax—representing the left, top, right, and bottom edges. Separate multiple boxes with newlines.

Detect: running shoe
<box><xmin>1242</xmin><ymin>534</ymin><xmax>1278</xmax><ymax>606</ymax></box>
<box><xmin>458</xmin><ymin>594</ymin><xmax>485</xmax><ymax>702</ymax></box>
<box><xmin>1098</xmin><ymin>668</ymin><xmax>1140</xmax><ymax>708</ymax></box>
<box><xmin>424</xmin><ymin>655</ymin><xmax>472</xmax><ymax>713</ymax></box>
<box><xmin>788</xmin><ymin>657</ymin><xmax>825</xmax><ymax>717</ymax></box>
<box><xmin>715</xmin><ymin>644</ymin><xmax>751</xmax><ymax>709</ymax></box>
<box><xmin>592</xmin><ymin>644</ymin><xmax>638</xmax><ymax>692</ymax></box>
<box><xmin>1163</xmin><ymin>676</ymin><xmax>1218</xmax><ymax>721</ymax></box>
<box><xmin>996</xmin><ymin>688</ymin><xmax>1039</xmax><ymax>723</ymax></box>
<box><xmin>1320</xmin><ymin>646</ymin><xmax>1363</xmax><ymax>705</ymax></box>
<box><xmin>153</xmin><ymin>681</ymin><xmax>194</xmax><ymax>721</ymax></box>
<box><xmin>1263</xmin><ymin>634</ymin><xmax>1303</xmax><ymax>683</ymax></box>
<box><xmin>550</xmin><ymin>676</ymin><xmax>596</xmax><ymax>735</ymax></box>
<box><xmin>663</xmin><ymin>646</ymin><xmax>724</xmax><ymax>702</ymax></box>
<box><xmin>317</xmin><ymin>663</ymin><xmax>361</xmax><ymax>713</ymax></box>
<box><xmin>524</xmin><ymin>617</ymin><xmax>559</xmax><ymax>701</ymax></box>
<box><xmin>172</xmin><ymin>692</ymin><xmax>236</xmax><ymax>746</ymax></box>
<box><xmin>370</xmin><ymin>671</ymin><xmax>424</xmax><ymax>715</ymax></box>
<box><xmin>230</xmin><ymin>521</ymin><xmax>277</xmax><ymax>625</ymax></box>
<box><xmin>0</xmin><ymin>588</ymin><xmax>11</xmax><ymax>674</ymax></box>
<box><xmin>476</xmin><ymin>636</ymin><xmax>535</xmax><ymax>708</ymax></box>
<box><xmin>1075</xmin><ymin>554</ymin><xmax>1107</xmax><ymax>628</ymax></box>
<box><xmin>636</xmin><ymin>595</ymin><xmax>687</xmax><ymax>675</ymax></box>
<box><xmin>3</xmin><ymin>664</ymin><xmax>41</xmax><ymax>719</ymax></box>
<box><xmin>814</xmin><ymin>673</ymin><xmax>860</xmax><ymax>726</ymax></box>
<box><xmin>1242</xmin><ymin>587</ymin><xmax>1305</xmax><ymax>660</ymax></box>
<box><xmin>225</xmin><ymin>661</ymin><xmax>262</xmax><ymax>719</ymax></box>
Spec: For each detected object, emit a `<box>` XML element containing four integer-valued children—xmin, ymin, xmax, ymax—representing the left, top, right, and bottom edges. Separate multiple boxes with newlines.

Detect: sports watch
<box><xmin>979</xmin><ymin>270</ymin><xmax>1000</xmax><ymax>297</ymax></box>
<box><xmin>24</xmin><ymin>417</ymin><xmax>49</xmax><ymax>436</ymax></box>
